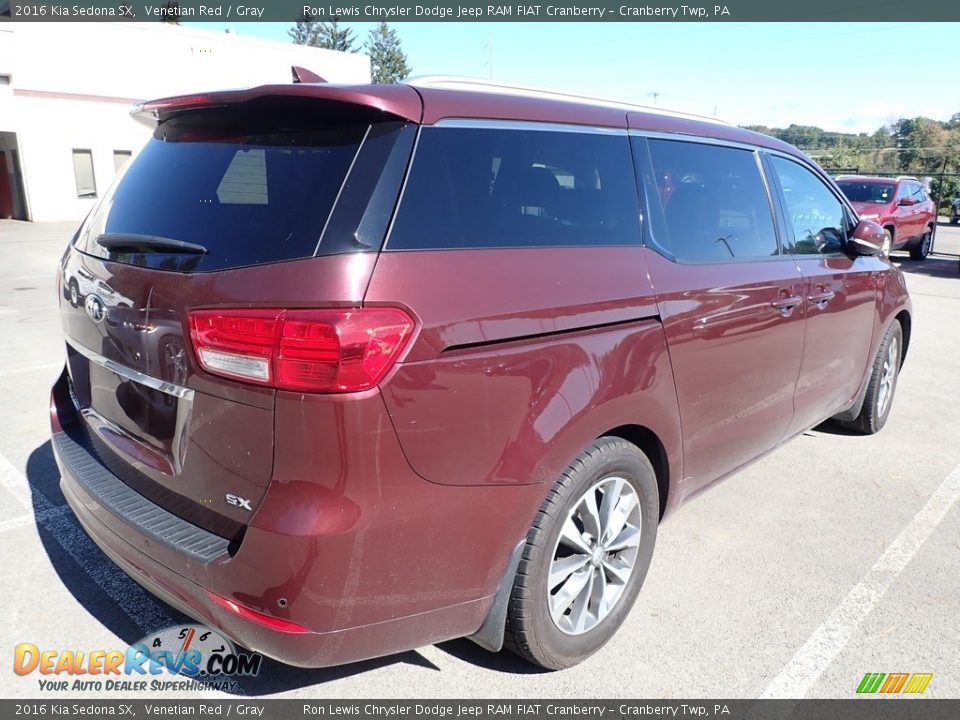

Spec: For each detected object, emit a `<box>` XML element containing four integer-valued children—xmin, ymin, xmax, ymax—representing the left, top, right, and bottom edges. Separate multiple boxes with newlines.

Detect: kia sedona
<box><xmin>51</xmin><ymin>76</ymin><xmax>911</xmax><ymax>670</ymax></box>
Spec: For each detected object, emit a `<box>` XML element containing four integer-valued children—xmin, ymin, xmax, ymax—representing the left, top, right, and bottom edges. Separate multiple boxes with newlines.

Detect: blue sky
<box><xmin>186</xmin><ymin>22</ymin><xmax>958</xmax><ymax>133</ymax></box>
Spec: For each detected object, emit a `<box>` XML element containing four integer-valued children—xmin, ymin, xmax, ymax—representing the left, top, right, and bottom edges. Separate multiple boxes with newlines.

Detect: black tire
<box><xmin>950</xmin><ymin>215</ymin><xmax>959</xmax><ymax>225</ymax></box>
<box><xmin>909</xmin><ymin>228</ymin><xmax>932</xmax><ymax>261</ymax></box>
<box><xmin>841</xmin><ymin>322</ymin><xmax>903</xmax><ymax>435</ymax></box>
<box><xmin>504</xmin><ymin>437</ymin><xmax>659</xmax><ymax>670</ymax></box>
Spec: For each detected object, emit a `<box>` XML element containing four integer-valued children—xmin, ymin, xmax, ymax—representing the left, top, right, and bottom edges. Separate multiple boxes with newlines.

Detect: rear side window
<box><xmin>387</xmin><ymin>127</ymin><xmax>641</xmax><ymax>250</ymax></box>
<box><xmin>74</xmin><ymin>107</ymin><xmax>380</xmax><ymax>272</ymax></box>
<box><xmin>643</xmin><ymin>139</ymin><xmax>778</xmax><ymax>262</ymax></box>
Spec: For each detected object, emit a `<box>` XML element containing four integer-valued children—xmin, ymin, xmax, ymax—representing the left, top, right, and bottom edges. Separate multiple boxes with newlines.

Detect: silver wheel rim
<box><xmin>882</xmin><ymin>233</ymin><xmax>892</xmax><ymax>256</ymax></box>
<box><xmin>70</xmin><ymin>284</ymin><xmax>78</xmax><ymax>305</ymax></box>
<box><xmin>921</xmin><ymin>234</ymin><xmax>930</xmax><ymax>256</ymax></box>
<box><xmin>877</xmin><ymin>336</ymin><xmax>898</xmax><ymax>417</ymax></box>
<box><xmin>548</xmin><ymin>476</ymin><xmax>641</xmax><ymax>635</ymax></box>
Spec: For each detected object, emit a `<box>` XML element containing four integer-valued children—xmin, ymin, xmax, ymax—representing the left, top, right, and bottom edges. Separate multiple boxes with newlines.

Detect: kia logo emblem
<box><xmin>84</xmin><ymin>294</ymin><xmax>106</xmax><ymax>324</ymax></box>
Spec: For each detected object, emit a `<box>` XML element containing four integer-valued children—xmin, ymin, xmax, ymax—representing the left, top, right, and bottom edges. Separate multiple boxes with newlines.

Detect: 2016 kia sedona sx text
<box><xmin>51</xmin><ymin>77</ymin><xmax>911</xmax><ymax>670</ymax></box>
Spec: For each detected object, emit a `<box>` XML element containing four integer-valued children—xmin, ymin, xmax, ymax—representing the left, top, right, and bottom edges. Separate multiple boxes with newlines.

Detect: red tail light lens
<box><xmin>188</xmin><ymin>308</ymin><xmax>414</xmax><ymax>393</ymax></box>
<box><xmin>207</xmin><ymin>591</ymin><xmax>309</xmax><ymax>634</ymax></box>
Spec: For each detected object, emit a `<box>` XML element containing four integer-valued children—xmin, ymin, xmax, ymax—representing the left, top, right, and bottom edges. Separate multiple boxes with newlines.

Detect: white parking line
<box><xmin>0</xmin><ymin>449</ymin><xmax>174</xmax><ymax>633</ymax></box>
<box><xmin>0</xmin><ymin>362</ymin><xmax>62</xmax><ymax>378</ymax></box>
<box><xmin>0</xmin><ymin>451</ymin><xmax>33</xmax><ymax>510</ymax></box>
<box><xmin>0</xmin><ymin>305</ymin><xmax>58</xmax><ymax>314</ymax></box>
<box><xmin>1</xmin><ymin>447</ymin><xmax>243</xmax><ymax>696</ymax></box>
<box><xmin>760</xmin><ymin>462</ymin><xmax>960</xmax><ymax>699</ymax></box>
<box><xmin>0</xmin><ymin>504</ymin><xmax>70</xmax><ymax>534</ymax></box>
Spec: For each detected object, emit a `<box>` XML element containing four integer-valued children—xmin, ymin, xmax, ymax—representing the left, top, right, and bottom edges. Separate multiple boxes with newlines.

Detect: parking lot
<box><xmin>1</xmin><ymin>219</ymin><xmax>958</xmax><ymax>700</ymax></box>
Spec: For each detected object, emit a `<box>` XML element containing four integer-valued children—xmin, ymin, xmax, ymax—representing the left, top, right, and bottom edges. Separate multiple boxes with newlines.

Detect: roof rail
<box><xmin>405</xmin><ymin>75</ymin><xmax>729</xmax><ymax>125</ymax></box>
<box><xmin>894</xmin><ymin>175</ymin><xmax>920</xmax><ymax>181</ymax></box>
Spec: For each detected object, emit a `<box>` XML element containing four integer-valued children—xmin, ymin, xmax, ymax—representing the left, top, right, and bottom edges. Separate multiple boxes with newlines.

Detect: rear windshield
<box><xmin>74</xmin><ymin>108</ymin><xmax>368</xmax><ymax>272</ymax></box>
<box><xmin>837</xmin><ymin>181</ymin><xmax>896</xmax><ymax>204</ymax></box>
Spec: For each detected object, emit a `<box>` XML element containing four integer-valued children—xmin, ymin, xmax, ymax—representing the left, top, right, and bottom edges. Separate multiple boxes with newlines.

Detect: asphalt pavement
<box><xmin>1</xmin><ymin>219</ymin><xmax>957</xmax><ymax>700</ymax></box>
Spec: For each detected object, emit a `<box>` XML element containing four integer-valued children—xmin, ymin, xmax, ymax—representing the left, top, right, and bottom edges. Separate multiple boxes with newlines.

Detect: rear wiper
<box><xmin>96</xmin><ymin>233</ymin><xmax>208</xmax><ymax>255</ymax></box>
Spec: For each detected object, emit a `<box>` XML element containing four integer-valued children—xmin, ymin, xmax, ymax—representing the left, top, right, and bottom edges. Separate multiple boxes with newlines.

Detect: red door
<box><xmin>636</xmin><ymin>137</ymin><xmax>805</xmax><ymax>493</ymax></box>
<box><xmin>645</xmin><ymin>251</ymin><xmax>807</xmax><ymax>489</ymax></box>
<box><xmin>766</xmin><ymin>154</ymin><xmax>880</xmax><ymax>434</ymax></box>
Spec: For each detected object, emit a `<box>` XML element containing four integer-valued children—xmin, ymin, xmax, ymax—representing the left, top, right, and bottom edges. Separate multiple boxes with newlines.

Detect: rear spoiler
<box><xmin>130</xmin><ymin>81</ymin><xmax>423</xmax><ymax>127</ymax></box>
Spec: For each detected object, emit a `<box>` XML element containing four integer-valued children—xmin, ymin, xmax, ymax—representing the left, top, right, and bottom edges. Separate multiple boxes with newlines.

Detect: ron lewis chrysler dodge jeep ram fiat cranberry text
<box><xmin>51</xmin><ymin>77</ymin><xmax>911</xmax><ymax>670</ymax></box>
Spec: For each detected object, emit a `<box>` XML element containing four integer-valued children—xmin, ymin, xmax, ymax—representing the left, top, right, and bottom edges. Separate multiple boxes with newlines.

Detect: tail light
<box><xmin>188</xmin><ymin>307</ymin><xmax>414</xmax><ymax>393</ymax></box>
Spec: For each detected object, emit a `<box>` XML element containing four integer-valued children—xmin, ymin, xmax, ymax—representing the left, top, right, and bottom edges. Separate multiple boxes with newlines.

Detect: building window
<box><xmin>113</xmin><ymin>150</ymin><xmax>132</xmax><ymax>173</ymax></box>
<box><xmin>72</xmin><ymin>149</ymin><xmax>97</xmax><ymax>198</ymax></box>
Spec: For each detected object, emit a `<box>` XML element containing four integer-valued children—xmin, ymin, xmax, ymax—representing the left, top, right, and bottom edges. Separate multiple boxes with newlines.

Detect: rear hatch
<box><xmin>58</xmin><ymin>89</ymin><xmax>419</xmax><ymax>540</ymax></box>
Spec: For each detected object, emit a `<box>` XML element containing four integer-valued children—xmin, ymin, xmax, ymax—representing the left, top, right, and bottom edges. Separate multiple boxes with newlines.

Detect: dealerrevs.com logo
<box><xmin>14</xmin><ymin>625</ymin><xmax>261</xmax><ymax>693</ymax></box>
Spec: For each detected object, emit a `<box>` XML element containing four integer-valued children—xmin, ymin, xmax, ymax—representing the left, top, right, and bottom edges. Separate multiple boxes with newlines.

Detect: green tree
<box><xmin>365</xmin><ymin>22</ymin><xmax>411</xmax><ymax>84</ymax></box>
<box><xmin>317</xmin><ymin>20</ymin><xmax>356</xmax><ymax>52</ymax></box>
<box><xmin>289</xmin><ymin>12</ymin><xmax>318</xmax><ymax>45</ymax></box>
<box><xmin>289</xmin><ymin>18</ymin><xmax>356</xmax><ymax>52</ymax></box>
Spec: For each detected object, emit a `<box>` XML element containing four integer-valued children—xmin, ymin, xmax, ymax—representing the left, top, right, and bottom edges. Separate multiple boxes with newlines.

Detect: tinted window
<box><xmin>837</xmin><ymin>181</ymin><xmax>895</xmax><ymax>204</ymax></box>
<box><xmin>771</xmin><ymin>156</ymin><xmax>848</xmax><ymax>255</ymax></box>
<box><xmin>75</xmin><ymin>110</ymin><xmax>369</xmax><ymax>272</ymax></box>
<box><xmin>645</xmin><ymin>140</ymin><xmax>778</xmax><ymax>262</ymax></box>
<box><xmin>387</xmin><ymin>127</ymin><xmax>641</xmax><ymax>250</ymax></box>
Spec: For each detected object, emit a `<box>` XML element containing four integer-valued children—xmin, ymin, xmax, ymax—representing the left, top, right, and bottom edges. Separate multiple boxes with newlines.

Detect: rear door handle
<box><xmin>808</xmin><ymin>291</ymin><xmax>835</xmax><ymax>307</ymax></box>
<box><xmin>771</xmin><ymin>296</ymin><xmax>802</xmax><ymax>315</ymax></box>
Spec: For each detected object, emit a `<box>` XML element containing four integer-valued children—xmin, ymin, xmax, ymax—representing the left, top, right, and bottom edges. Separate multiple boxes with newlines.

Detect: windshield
<box><xmin>837</xmin><ymin>181</ymin><xmax>896</xmax><ymax>205</ymax></box>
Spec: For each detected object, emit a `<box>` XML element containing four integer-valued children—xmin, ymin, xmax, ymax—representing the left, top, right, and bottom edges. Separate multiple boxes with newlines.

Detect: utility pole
<box><xmin>649</xmin><ymin>91</ymin><xmax>660</xmax><ymax>105</ymax></box>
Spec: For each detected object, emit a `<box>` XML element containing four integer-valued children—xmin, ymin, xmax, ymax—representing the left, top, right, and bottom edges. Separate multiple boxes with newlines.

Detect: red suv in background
<box><xmin>836</xmin><ymin>175</ymin><xmax>936</xmax><ymax>260</ymax></box>
<box><xmin>51</xmin><ymin>78</ymin><xmax>911</xmax><ymax>671</ymax></box>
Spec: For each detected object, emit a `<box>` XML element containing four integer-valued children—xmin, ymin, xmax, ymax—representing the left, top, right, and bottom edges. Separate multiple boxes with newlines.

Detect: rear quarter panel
<box><xmin>365</xmin><ymin>247</ymin><xmax>684</xmax><ymax>514</ymax></box>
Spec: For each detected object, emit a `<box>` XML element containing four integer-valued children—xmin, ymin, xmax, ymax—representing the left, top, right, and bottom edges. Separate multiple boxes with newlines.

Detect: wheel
<box><xmin>504</xmin><ymin>437</ymin><xmax>659</xmax><ymax>669</ymax></box>
<box><xmin>881</xmin><ymin>229</ymin><xmax>893</xmax><ymax>255</ymax></box>
<box><xmin>68</xmin><ymin>279</ymin><xmax>80</xmax><ymax>308</ymax></box>
<box><xmin>841</xmin><ymin>322</ymin><xmax>903</xmax><ymax>435</ymax></box>
<box><xmin>909</xmin><ymin>229</ymin><xmax>931</xmax><ymax>261</ymax></box>
<box><xmin>951</xmin><ymin>215</ymin><xmax>959</xmax><ymax>225</ymax></box>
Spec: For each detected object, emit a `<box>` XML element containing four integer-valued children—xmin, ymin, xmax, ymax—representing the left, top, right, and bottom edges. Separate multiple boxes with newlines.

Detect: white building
<box><xmin>0</xmin><ymin>23</ymin><xmax>370</xmax><ymax>222</ymax></box>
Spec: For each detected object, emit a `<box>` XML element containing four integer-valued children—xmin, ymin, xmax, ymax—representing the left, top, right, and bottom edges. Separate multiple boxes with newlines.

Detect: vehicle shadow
<box><xmin>891</xmin><ymin>255</ymin><xmax>959</xmax><ymax>279</ymax></box>
<box><xmin>25</xmin><ymin>441</ymin><xmax>548</xmax><ymax>695</ymax></box>
<box><xmin>806</xmin><ymin>420</ymin><xmax>861</xmax><ymax>437</ymax></box>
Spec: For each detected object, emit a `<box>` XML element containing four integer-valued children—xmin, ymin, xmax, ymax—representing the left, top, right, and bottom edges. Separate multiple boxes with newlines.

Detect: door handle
<box><xmin>771</xmin><ymin>296</ymin><xmax>802</xmax><ymax>316</ymax></box>
<box><xmin>808</xmin><ymin>290</ymin><xmax>835</xmax><ymax>308</ymax></box>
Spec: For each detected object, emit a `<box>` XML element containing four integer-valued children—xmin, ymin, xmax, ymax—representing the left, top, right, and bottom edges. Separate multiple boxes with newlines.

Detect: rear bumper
<box><xmin>50</xmin><ymin>369</ymin><xmax>545</xmax><ymax>667</ymax></box>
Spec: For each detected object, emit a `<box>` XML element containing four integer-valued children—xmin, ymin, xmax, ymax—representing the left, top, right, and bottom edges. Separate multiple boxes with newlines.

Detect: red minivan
<box><xmin>51</xmin><ymin>78</ymin><xmax>911</xmax><ymax>670</ymax></box>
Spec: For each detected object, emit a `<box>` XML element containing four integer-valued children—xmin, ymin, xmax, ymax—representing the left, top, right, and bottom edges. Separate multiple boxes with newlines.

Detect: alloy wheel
<box><xmin>877</xmin><ymin>336</ymin><xmax>898</xmax><ymax>417</ymax></box>
<box><xmin>547</xmin><ymin>476</ymin><xmax>641</xmax><ymax>635</ymax></box>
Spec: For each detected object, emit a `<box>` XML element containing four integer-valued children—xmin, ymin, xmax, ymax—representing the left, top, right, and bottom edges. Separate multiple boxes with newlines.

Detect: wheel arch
<box><xmin>601</xmin><ymin>424</ymin><xmax>669</xmax><ymax>521</ymax></box>
<box><xmin>895</xmin><ymin>309</ymin><xmax>911</xmax><ymax>363</ymax></box>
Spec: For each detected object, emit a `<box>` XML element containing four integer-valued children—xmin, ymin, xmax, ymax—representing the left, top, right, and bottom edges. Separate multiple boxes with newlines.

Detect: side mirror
<box><xmin>848</xmin><ymin>219</ymin><xmax>886</xmax><ymax>256</ymax></box>
<box><xmin>898</xmin><ymin>197</ymin><xmax>917</xmax><ymax>207</ymax></box>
